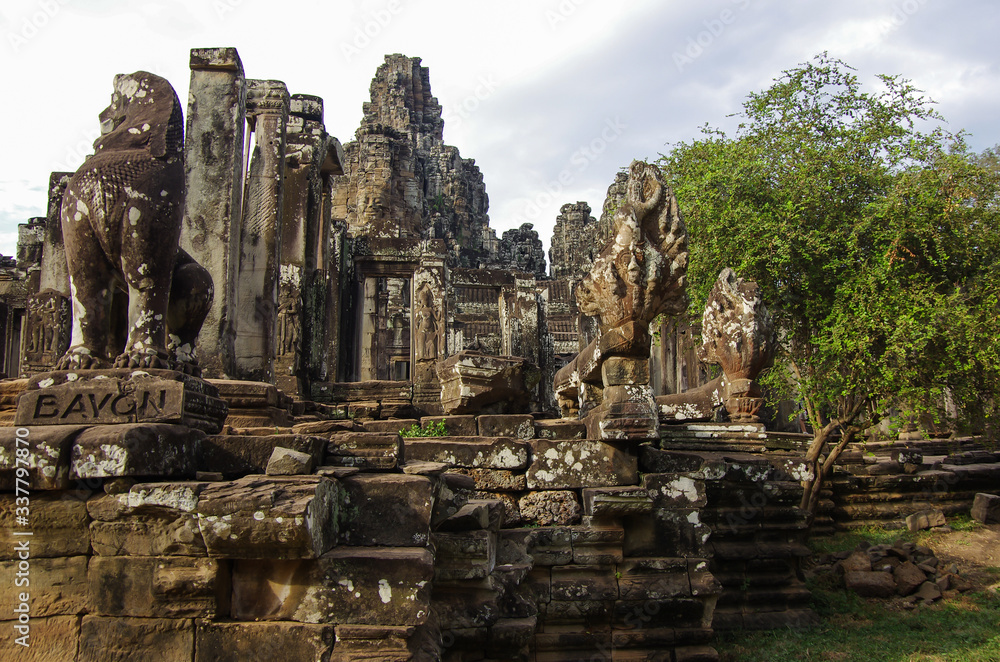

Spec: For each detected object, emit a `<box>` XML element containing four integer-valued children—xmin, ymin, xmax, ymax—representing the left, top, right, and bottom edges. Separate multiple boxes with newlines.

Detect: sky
<box><xmin>1</xmin><ymin>0</ymin><xmax>998</xmax><ymax>263</ymax></box>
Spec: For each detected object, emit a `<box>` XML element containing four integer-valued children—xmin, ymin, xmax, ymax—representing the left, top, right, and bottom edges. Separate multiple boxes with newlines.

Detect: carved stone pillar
<box><xmin>413</xmin><ymin>250</ymin><xmax>447</xmax><ymax>414</ymax></box>
<box><xmin>39</xmin><ymin>172</ymin><xmax>73</xmax><ymax>296</ymax></box>
<box><xmin>233</xmin><ymin>79</ymin><xmax>289</xmax><ymax>383</ymax></box>
<box><xmin>182</xmin><ymin>47</ymin><xmax>247</xmax><ymax>379</ymax></box>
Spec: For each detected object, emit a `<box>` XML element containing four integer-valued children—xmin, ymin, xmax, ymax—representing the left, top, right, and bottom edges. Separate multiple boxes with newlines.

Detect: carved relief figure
<box><xmin>24</xmin><ymin>290</ymin><xmax>71</xmax><ymax>367</ymax></box>
<box><xmin>56</xmin><ymin>72</ymin><xmax>213</xmax><ymax>373</ymax></box>
<box><xmin>276</xmin><ymin>287</ymin><xmax>301</xmax><ymax>357</ymax></box>
<box><xmin>414</xmin><ymin>283</ymin><xmax>438</xmax><ymax>361</ymax></box>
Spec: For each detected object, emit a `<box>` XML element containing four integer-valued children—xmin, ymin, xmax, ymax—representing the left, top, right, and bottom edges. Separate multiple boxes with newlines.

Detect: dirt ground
<box><xmin>922</xmin><ymin>523</ymin><xmax>1000</xmax><ymax>591</ymax></box>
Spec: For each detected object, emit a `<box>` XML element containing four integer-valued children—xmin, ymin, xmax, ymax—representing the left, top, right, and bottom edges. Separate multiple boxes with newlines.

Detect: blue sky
<box><xmin>1</xmin><ymin>0</ymin><xmax>997</xmax><ymax>259</ymax></box>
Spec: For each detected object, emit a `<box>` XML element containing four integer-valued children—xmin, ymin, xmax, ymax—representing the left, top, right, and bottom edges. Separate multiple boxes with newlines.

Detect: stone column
<box><xmin>412</xmin><ymin>247</ymin><xmax>447</xmax><ymax>414</ymax></box>
<box><xmin>234</xmin><ymin>79</ymin><xmax>289</xmax><ymax>383</ymax></box>
<box><xmin>39</xmin><ymin>172</ymin><xmax>73</xmax><ymax>296</ymax></box>
<box><xmin>181</xmin><ymin>47</ymin><xmax>247</xmax><ymax>378</ymax></box>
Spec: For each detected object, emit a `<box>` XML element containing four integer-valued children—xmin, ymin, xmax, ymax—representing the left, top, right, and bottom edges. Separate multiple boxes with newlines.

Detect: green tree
<box><xmin>659</xmin><ymin>54</ymin><xmax>1000</xmax><ymax>514</ymax></box>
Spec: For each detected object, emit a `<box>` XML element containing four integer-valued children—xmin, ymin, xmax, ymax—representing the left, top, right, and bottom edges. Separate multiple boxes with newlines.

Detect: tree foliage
<box><xmin>659</xmin><ymin>54</ymin><xmax>1000</xmax><ymax>512</ymax></box>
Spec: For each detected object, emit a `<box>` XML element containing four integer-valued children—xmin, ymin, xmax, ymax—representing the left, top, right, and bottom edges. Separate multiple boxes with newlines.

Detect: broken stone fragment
<box><xmin>266</xmin><ymin>446</ymin><xmax>315</xmax><ymax>475</ymax></box>
<box><xmin>844</xmin><ymin>570</ymin><xmax>896</xmax><ymax>598</ymax></box>
<box><xmin>893</xmin><ymin>561</ymin><xmax>927</xmax><ymax>596</ymax></box>
<box><xmin>905</xmin><ymin>509</ymin><xmax>946</xmax><ymax>531</ymax></box>
<box><xmin>971</xmin><ymin>492</ymin><xmax>1000</xmax><ymax>524</ymax></box>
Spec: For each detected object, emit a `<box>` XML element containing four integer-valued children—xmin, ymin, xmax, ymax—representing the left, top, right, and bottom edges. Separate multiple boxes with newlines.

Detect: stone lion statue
<box><xmin>56</xmin><ymin>71</ymin><xmax>212</xmax><ymax>373</ymax></box>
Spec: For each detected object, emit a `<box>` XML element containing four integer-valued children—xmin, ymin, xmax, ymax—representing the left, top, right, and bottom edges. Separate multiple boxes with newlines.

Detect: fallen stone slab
<box><xmin>533</xmin><ymin>419</ymin><xmax>587</xmax><ymax>440</ymax></box>
<box><xmin>478</xmin><ymin>414</ymin><xmax>534</xmax><ymax>439</ymax></box>
<box><xmin>326</xmin><ymin>432</ymin><xmax>402</xmax><ymax>471</ymax></box>
<box><xmin>196</xmin><ymin>475</ymin><xmax>338</xmax><ymax>558</ymax></box>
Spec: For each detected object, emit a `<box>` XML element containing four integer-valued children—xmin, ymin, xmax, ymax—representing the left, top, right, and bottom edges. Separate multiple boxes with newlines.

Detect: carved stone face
<box><xmin>93</xmin><ymin>71</ymin><xmax>181</xmax><ymax>158</ymax></box>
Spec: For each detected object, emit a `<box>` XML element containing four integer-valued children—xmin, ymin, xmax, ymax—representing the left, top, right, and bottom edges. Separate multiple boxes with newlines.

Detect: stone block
<box><xmin>70</xmin><ymin>423</ymin><xmax>202</xmax><ymax>480</ymax></box>
<box><xmin>195</xmin><ymin>621</ymin><xmax>335</xmax><ymax>662</ymax></box>
<box><xmin>421</xmin><ymin>415</ymin><xmax>477</xmax><ymax>436</ymax></box>
<box><xmin>0</xmin><ymin>493</ymin><xmax>90</xmax><ymax>558</ymax></box>
<box><xmin>87</xmin><ymin>484</ymin><xmax>209</xmax><ymax>556</ymax></box>
<box><xmin>550</xmin><ymin>565</ymin><xmax>618</xmax><ymax>602</ymax></box>
<box><xmin>209</xmin><ymin>379</ymin><xmax>279</xmax><ymax>408</ymax></box>
<box><xmin>437</xmin><ymin>502</ymin><xmax>492</xmax><ymax>532</ymax></box>
<box><xmin>971</xmin><ymin>493</ymin><xmax>1000</xmax><ymax>524</ymax></box>
<box><xmin>446</xmin><ymin>467</ymin><xmax>526</xmax><ymax>491</ymax></box>
<box><xmin>78</xmin><ymin>616</ymin><xmax>193</xmax><ymax>662</ymax></box>
<box><xmin>638</xmin><ymin>446</ymin><xmax>705</xmax><ymax>474</ymax></box>
<box><xmin>519</xmin><ymin>491</ymin><xmax>581</xmax><ymax>526</ymax></box>
<box><xmin>433</xmin><ymin>530</ymin><xmax>497</xmax><ymax>581</ymax></box>
<box><xmin>0</xmin><ymin>556</ymin><xmax>89</xmax><ymax>617</ymax></box>
<box><xmin>198</xmin><ymin>434</ymin><xmax>325</xmax><ymax>476</ymax></box>
<box><xmin>437</xmin><ymin>352</ymin><xmax>536</xmax><ymax>414</ymax></box>
<box><xmin>616</xmin><ymin>557</ymin><xmax>690</xmax><ymax>601</ymax></box>
<box><xmin>325</xmin><ymin>432</ymin><xmax>402</xmax><ymax>470</ymax></box>
<box><xmin>89</xmin><ymin>555</ymin><xmax>229</xmax><ymax>617</ymax></box>
<box><xmin>533</xmin><ymin>419</ymin><xmax>587</xmax><ymax>440</ymax></box>
<box><xmin>477</xmin><ymin>414</ymin><xmax>535</xmax><ymax>439</ymax></box>
<box><xmin>845</xmin><ymin>570</ymin><xmax>896</xmax><ymax>598</ymax></box>
<box><xmin>196</xmin><ymin>475</ymin><xmax>338</xmax><ymax>558</ymax></box>
<box><xmin>643</xmin><ymin>473</ymin><xmax>708</xmax><ymax>508</ymax></box>
<box><xmin>570</xmin><ymin>524</ymin><xmax>623</xmax><ymax>565</ymax></box>
<box><xmin>331</xmin><ymin>624</ymin><xmax>438</xmax><ymax>662</ymax></box>
<box><xmin>601</xmin><ymin>356</ymin><xmax>650</xmax><ymax>386</ymax></box>
<box><xmin>0</xmin><ymin>425</ymin><xmax>87</xmax><ymax>490</ymax></box>
<box><xmin>432</xmin><ymin>580</ymin><xmax>501</xmax><ymax>629</ymax></box>
<box><xmin>18</xmin><ymin>369</ymin><xmax>227</xmax><ymax>433</ymax></box>
<box><xmin>581</xmin><ymin>486</ymin><xmax>653</xmax><ymax>519</ymax></box>
<box><xmin>338</xmin><ymin>474</ymin><xmax>434</xmax><ymax>547</ymax></box>
<box><xmin>266</xmin><ymin>446</ymin><xmax>314</xmax><ymax>475</ymax></box>
<box><xmin>526</xmin><ymin>439</ymin><xmax>637</xmax><ymax>489</ymax></box>
<box><xmin>404</xmin><ymin>437</ymin><xmax>528</xmax><ymax>469</ymax></box>
<box><xmin>292</xmin><ymin>420</ymin><xmax>357</xmax><ymax>435</ymax></box>
<box><xmin>231</xmin><ymin>547</ymin><xmax>434</xmax><ymax>624</ymax></box>
<box><xmin>0</xmin><ymin>615</ymin><xmax>80</xmax><ymax>661</ymax></box>
<box><xmin>906</xmin><ymin>509</ymin><xmax>946</xmax><ymax>531</ymax></box>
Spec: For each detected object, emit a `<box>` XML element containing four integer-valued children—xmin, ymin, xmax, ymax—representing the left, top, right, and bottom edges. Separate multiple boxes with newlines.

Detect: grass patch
<box><xmin>716</xmin><ymin>591</ymin><xmax>1000</xmax><ymax>661</ymax></box>
<box><xmin>720</xmin><ymin>525</ymin><xmax>1000</xmax><ymax>660</ymax></box>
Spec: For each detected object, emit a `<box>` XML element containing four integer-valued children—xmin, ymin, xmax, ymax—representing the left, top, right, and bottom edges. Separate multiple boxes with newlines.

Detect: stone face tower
<box><xmin>548</xmin><ymin>201</ymin><xmax>597</xmax><ymax>280</ymax></box>
<box><xmin>332</xmin><ymin>54</ymin><xmax>497</xmax><ymax>269</ymax></box>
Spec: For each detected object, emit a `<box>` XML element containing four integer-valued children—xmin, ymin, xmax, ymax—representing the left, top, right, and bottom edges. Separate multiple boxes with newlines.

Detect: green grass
<box><xmin>717</xmin><ymin>526</ymin><xmax>1000</xmax><ymax>661</ymax></box>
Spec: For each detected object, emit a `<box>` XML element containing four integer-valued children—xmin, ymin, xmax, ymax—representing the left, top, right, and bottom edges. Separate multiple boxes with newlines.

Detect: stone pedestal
<box><xmin>16</xmin><ymin>369</ymin><xmax>228</xmax><ymax>434</ymax></box>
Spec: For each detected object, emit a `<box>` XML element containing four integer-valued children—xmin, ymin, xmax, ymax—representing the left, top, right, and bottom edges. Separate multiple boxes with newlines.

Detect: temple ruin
<box><xmin>1</xmin><ymin>47</ymin><xmax>999</xmax><ymax>662</ymax></box>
